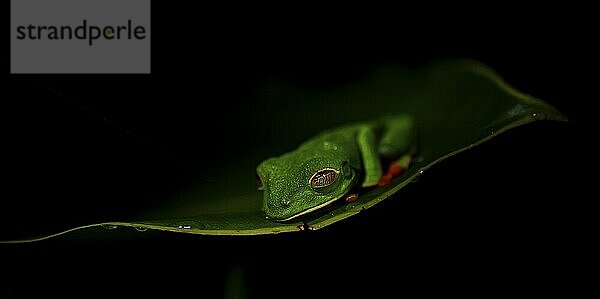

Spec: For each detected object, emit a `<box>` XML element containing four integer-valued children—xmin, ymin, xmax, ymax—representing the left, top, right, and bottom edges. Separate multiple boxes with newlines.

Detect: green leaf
<box><xmin>1</xmin><ymin>60</ymin><xmax>566</xmax><ymax>243</ymax></box>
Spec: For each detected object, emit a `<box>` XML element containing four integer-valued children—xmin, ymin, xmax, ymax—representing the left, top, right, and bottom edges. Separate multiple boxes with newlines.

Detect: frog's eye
<box><xmin>256</xmin><ymin>173</ymin><xmax>264</xmax><ymax>190</ymax></box>
<box><xmin>310</xmin><ymin>168</ymin><xmax>338</xmax><ymax>190</ymax></box>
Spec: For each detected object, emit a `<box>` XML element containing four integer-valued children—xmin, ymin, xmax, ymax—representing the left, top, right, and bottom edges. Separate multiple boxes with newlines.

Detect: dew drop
<box><xmin>178</xmin><ymin>225</ymin><xmax>192</xmax><ymax>230</ymax></box>
<box><xmin>532</xmin><ymin>113</ymin><xmax>538</xmax><ymax>118</ymax></box>
<box><xmin>101</xmin><ymin>224</ymin><xmax>117</xmax><ymax>230</ymax></box>
<box><xmin>134</xmin><ymin>226</ymin><xmax>148</xmax><ymax>232</ymax></box>
<box><xmin>411</xmin><ymin>170</ymin><xmax>424</xmax><ymax>183</ymax></box>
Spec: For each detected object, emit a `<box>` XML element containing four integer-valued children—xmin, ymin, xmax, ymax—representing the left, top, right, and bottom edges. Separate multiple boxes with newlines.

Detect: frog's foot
<box><xmin>344</xmin><ymin>193</ymin><xmax>359</xmax><ymax>203</ymax></box>
<box><xmin>377</xmin><ymin>155</ymin><xmax>412</xmax><ymax>187</ymax></box>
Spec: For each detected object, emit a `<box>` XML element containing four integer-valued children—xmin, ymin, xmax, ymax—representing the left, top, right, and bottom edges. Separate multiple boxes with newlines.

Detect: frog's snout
<box><xmin>263</xmin><ymin>192</ymin><xmax>295</xmax><ymax>221</ymax></box>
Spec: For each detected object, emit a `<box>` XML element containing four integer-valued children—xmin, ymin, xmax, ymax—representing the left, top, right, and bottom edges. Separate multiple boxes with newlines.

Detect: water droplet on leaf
<box><xmin>135</xmin><ymin>226</ymin><xmax>148</xmax><ymax>232</ymax></box>
<box><xmin>411</xmin><ymin>170</ymin><xmax>425</xmax><ymax>183</ymax></box>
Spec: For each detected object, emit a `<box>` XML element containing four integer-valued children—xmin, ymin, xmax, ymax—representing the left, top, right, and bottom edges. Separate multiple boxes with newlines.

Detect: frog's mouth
<box><xmin>273</xmin><ymin>194</ymin><xmax>345</xmax><ymax>222</ymax></box>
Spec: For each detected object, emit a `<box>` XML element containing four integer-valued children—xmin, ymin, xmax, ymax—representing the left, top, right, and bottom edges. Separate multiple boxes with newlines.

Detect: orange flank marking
<box><xmin>388</xmin><ymin>162</ymin><xmax>405</xmax><ymax>177</ymax></box>
<box><xmin>377</xmin><ymin>160</ymin><xmax>407</xmax><ymax>187</ymax></box>
<box><xmin>377</xmin><ymin>174</ymin><xmax>393</xmax><ymax>187</ymax></box>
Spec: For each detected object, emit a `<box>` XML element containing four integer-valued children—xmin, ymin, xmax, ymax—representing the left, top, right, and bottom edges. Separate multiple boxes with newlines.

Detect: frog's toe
<box><xmin>344</xmin><ymin>193</ymin><xmax>359</xmax><ymax>203</ymax></box>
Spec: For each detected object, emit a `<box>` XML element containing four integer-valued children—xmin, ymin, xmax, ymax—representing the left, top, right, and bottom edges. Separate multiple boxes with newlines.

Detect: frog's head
<box><xmin>256</xmin><ymin>143</ymin><xmax>358</xmax><ymax>221</ymax></box>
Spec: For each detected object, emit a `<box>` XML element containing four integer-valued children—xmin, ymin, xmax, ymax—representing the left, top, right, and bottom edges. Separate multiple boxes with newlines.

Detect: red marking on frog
<box><xmin>377</xmin><ymin>161</ymin><xmax>406</xmax><ymax>187</ymax></box>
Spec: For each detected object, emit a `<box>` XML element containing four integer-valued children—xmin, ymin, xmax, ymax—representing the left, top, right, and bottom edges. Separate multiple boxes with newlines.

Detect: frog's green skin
<box><xmin>257</xmin><ymin>115</ymin><xmax>416</xmax><ymax>222</ymax></box>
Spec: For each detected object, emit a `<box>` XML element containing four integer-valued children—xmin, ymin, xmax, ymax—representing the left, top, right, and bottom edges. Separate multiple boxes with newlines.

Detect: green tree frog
<box><xmin>256</xmin><ymin>115</ymin><xmax>416</xmax><ymax>222</ymax></box>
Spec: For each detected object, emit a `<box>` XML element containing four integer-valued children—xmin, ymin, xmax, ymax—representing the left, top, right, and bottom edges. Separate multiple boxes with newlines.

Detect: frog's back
<box><xmin>295</xmin><ymin>123</ymin><xmax>367</xmax><ymax>172</ymax></box>
<box><xmin>299</xmin><ymin>123</ymin><xmax>366</xmax><ymax>149</ymax></box>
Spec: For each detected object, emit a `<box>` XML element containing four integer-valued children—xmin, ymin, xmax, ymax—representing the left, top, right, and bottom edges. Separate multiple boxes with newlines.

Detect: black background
<box><xmin>1</xmin><ymin>3</ymin><xmax>591</xmax><ymax>298</ymax></box>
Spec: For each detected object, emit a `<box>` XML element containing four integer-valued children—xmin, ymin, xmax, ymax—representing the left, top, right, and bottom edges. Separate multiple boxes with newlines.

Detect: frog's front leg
<box><xmin>357</xmin><ymin>125</ymin><xmax>383</xmax><ymax>187</ymax></box>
